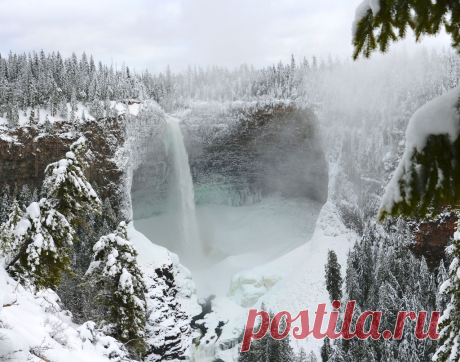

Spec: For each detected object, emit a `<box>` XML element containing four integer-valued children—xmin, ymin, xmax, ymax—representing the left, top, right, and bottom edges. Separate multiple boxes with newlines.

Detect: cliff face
<box><xmin>185</xmin><ymin>104</ymin><xmax>328</xmax><ymax>204</ymax></box>
<box><xmin>410</xmin><ymin>212</ymin><xmax>457</xmax><ymax>269</ymax></box>
<box><xmin>131</xmin><ymin>102</ymin><xmax>329</xmax><ymax>219</ymax></box>
<box><xmin>0</xmin><ymin>118</ymin><xmax>126</xmax><ymax>215</ymax></box>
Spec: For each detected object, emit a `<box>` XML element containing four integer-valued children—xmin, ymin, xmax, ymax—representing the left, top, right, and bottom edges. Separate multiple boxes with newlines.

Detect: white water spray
<box><xmin>165</xmin><ymin>116</ymin><xmax>203</xmax><ymax>266</ymax></box>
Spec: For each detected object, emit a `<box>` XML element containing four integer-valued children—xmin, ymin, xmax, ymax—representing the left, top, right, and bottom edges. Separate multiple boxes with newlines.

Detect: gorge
<box><xmin>0</xmin><ymin>48</ymin><xmax>458</xmax><ymax>361</ymax></box>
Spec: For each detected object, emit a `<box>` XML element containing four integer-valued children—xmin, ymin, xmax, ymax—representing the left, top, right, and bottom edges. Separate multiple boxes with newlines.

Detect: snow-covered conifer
<box><xmin>0</xmin><ymin>199</ymin><xmax>23</xmax><ymax>259</ymax></box>
<box><xmin>325</xmin><ymin>249</ymin><xmax>343</xmax><ymax>303</ymax></box>
<box><xmin>77</xmin><ymin>321</ymin><xmax>132</xmax><ymax>361</ymax></box>
<box><xmin>18</xmin><ymin>185</ymin><xmax>33</xmax><ymax>211</ymax></box>
<box><xmin>437</xmin><ymin>259</ymin><xmax>450</xmax><ymax>313</ymax></box>
<box><xmin>0</xmin><ymin>187</ymin><xmax>12</xmax><ymax>224</ymax></box>
<box><xmin>85</xmin><ymin>221</ymin><xmax>147</xmax><ymax>354</ymax></box>
<box><xmin>89</xmin><ymin>99</ymin><xmax>104</xmax><ymax>119</ymax></box>
<box><xmin>70</xmin><ymin>90</ymin><xmax>77</xmax><ymax>123</ymax></box>
<box><xmin>44</xmin><ymin>114</ymin><xmax>52</xmax><ymax>134</ymax></box>
<box><xmin>238</xmin><ymin>308</ymin><xmax>293</xmax><ymax>362</ymax></box>
<box><xmin>434</xmin><ymin>225</ymin><xmax>460</xmax><ymax>362</ymax></box>
<box><xmin>320</xmin><ymin>336</ymin><xmax>333</xmax><ymax>362</ymax></box>
<box><xmin>59</xmin><ymin>100</ymin><xmax>68</xmax><ymax>120</ymax></box>
<box><xmin>3</xmin><ymin>199</ymin><xmax>74</xmax><ymax>290</ymax></box>
<box><xmin>307</xmin><ymin>350</ymin><xmax>318</xmax><ymax>362</ymax></box>
<box><xmin>28</xmin><ymin>107</ymin><xmax>35</xmax><ymax>126</ymax></box>
<box><xmin>296</xmin><ymin>347</ymin><xmax>307</xmax><ymax>362</ymax></box>
<box><xmin>6</xmin><ymin>104</ymin><xmax>19</xmax><ymax>128</ymax></box>
<box><xmin>43</xmin><ymin>136</ymin><xmax>101</xmax><ymax>225</ymax></box>
<box><xmin>328</xmin><ymin>339</ymin><xmax>346</xmax><ymax>362</ymax></box>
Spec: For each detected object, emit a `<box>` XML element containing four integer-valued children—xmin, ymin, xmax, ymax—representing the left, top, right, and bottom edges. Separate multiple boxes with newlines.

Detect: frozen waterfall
<box><xmin>165</xmin><ymin>116</ymin><xmax>203</xmax><ymax>266</ymax></box>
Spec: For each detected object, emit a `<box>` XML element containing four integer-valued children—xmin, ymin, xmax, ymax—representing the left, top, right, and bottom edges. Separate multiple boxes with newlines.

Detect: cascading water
<box><xmin>165</xmin><ymin>116</ymin><xmax>203</xmax><ymax>267</ymax></box>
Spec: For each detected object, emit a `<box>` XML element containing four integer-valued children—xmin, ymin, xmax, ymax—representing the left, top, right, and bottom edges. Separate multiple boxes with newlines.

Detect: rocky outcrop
<box><xmin>410</xmin><ymin>211</ymin><xmax>457</xmax><ymax>269</ymax></box>
<box><xmin>0</xmin><ymin>118</ymin><xmax>126</xmax><ymax>215</ymax></box>
<box><xmin>144</xmin><ymin>263</ymin><xmax>195</xmax><ymax>362</ymax></box>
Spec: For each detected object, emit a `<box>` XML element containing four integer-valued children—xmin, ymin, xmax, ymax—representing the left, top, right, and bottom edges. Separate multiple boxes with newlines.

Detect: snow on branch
<box><xmin>379</xmin><ymin>86</ymin><xmax>460</xmax><ymax>219</ymax></box>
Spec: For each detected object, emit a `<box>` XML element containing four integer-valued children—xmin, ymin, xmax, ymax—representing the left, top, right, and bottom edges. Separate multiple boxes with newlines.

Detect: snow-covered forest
<box><xmin>0</xmin><ymin>45</ymin><xmax>459</xmax><ymax>362</ymax></box>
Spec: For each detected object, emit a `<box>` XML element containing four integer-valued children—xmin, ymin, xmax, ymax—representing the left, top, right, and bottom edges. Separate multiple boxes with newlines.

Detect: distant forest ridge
<box><xmin>0</xmin><ymin>48</ymin><xmax>459</xmax><ymax>117</ymax></box>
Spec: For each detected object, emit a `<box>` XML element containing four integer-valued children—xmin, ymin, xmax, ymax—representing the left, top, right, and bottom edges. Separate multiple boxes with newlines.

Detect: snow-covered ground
<box><xmin>0</xmin><ymin>268</ymin><xmax>128</xmax><ymax>361</ymax></box>
<box><xmin>0</xmin><ymin>221</ymin><xmax>198</xmax><ymax>362</ymax></box>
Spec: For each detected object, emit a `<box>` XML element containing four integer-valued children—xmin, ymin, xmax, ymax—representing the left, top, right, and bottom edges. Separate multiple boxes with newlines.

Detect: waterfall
<box><xmin>165</xmin><ymin>116</ymin><xmax>202</xmax><ymax>266</ymax></box>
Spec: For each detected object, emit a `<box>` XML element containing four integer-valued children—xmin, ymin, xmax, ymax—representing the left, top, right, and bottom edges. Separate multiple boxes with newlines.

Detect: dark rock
<box><xmin>0</xmin><ymin>118</ymin><xmax>125</xmax><ymax>215</ymax></box>
<box><xmin>410</xmin><ymin>211</ymin><xmax>457</xmax><ymax>269</ymax></box>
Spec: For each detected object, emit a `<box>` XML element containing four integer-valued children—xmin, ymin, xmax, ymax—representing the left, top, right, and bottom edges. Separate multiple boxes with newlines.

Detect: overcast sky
<box><xmin>0</xmin><ymin>0</ymin><xmax>452</xmax><ymax>73</ymax></box>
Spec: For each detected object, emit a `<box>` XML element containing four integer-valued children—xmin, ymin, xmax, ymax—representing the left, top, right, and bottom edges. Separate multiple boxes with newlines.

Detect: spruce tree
<box><xmin>328</xmin><ymin>339</ymin><xmax>346</xmax><ymax>362</ymax></box>
<box><xmin>1</xmin><ymin>199</ymin><xmax>74</xmax><ymax>290</ymax></box>
<box><xmin>0</xmin><ymin>199</ymin><xmax>23</xmax><ymax>259</ymax></box>
<box><xmin>437</xmin><ymin>259</ymin><xmax>450</xmax><ymax>313</ymax></box>
<box><xmin>70</xmin><ymin>89</ymin><xmax>77</xmax><ymax>123</ymax></box>
<box><xmin>307</xmin><ymin>350</ymin><xmax>318</xmax><ymax>362</ymax></box>
<box><xmin>43</xmin><ymin>136</ymin><xmax>101</xmax><ymax>226</ymax></box>
<box><xmin>28</xmin><ymin>107</ymin><xmax>35</xmax><ymax>126</ymax></box>
<box><xmin>0</xmin><ymin>138</ymin><xmax>101</xmax><ymax>291</ymax></box>
<box><xmin>325</xmin><ymin>249</ymin><xmax>343</xmax><ymax>303</ymax></box>
<box><xmin>0</xmin><ymin>187</ymin><xmax>12</xmax><ymax>224</ymax></box>
<box><xmin>6</xmin><ymin>103</ymin><xmax>18</xmax><ymax>128</ymax></box>
<box><xmin>296</xmin><ymin>347</ymin><xmax>307</xmax><ymax>362</ymax></box>
<box><xmin>433</xmin><ymin>224</ymin><xmax>460</xmax><ymax>362</ymax></box>
<box><xmin>268</xmin><ymin>315</ymin><xmax>294</xmax><ymax>361</ymax></box>
<box><xmin>238</xmin><ymin>308</ymin><xmax>294</xmax><ymax>362</ymax></box>
<box><xmin>59</xmin><ymin>100</ymin><xmax>68</xmax><ymax>120</ymax></box>
<box><xmin>352</xmin><ymin>0</ymin><xmax>460</xmax><ymax>60</ymax></box>
<box><xmin>321</xmin><ymin>336</ymin><xmax>333</xmax><ymax>362</ymax></box>
<box><xmin>85</xmin><ymin>221</ymin><xmax>147</xmax><ymax>355</ymax></box>
<box><xmin>18</xmin><ymin>184</ymin><xmax>33</xmax><ymax>211</ymax></box>
<box><xmin>44</xmin><ymin>114</ymin><xmax>52</xmax><ymax>134</ymax></box>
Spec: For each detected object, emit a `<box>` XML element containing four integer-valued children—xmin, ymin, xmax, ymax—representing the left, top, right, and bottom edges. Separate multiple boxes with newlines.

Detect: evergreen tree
<box><xmin>1</xmin><ymin>199</ymin><xmax>74</xmax><ymax>290</ymax></box>
<box><xmin>437</xmin><ymin>259</ymin><xmax>450</xmax><ymax>313</ymax></box>
<box><xmin>296</xmin><ymin>347</ymin><xmax>307</xmax><ymax>362</ymax></box>
<box><xmin>6</xmin><ymin>104</ymin><xmax>19</xmax><ymax>128</ymax></box>
<box><xmin>28</xmin><ymin>107</ymin><xmax>35</xmax><ymax>126</ymax></box>
<box><xmin>325</xmin><ymin>249</ymin><xmax>343</xmax><ymax>303</ymax></box>
<box><xmin>320</xmin><ymin>336</ymin><xmax>333</xmax><ymax>362</ymax></box>
<box><xmin>70</xmin><ymin>89</ymin><xmax>77</xmax><ymax>123</ymax></box>
<box><xmin>43</xmin><ymin>136</ymin><xmax>101</xmax><ymax>226</ymax></box>
<box><xmin>433</xmin><ymin>224</ymin><xmax>460</xmax><ymax>362</ymax></box>
<box><xmin>0</xmin><ymin>139</ymin><xmax>101</xmax><ymax>292</ymax></box>
<box><xmin>342</xmin><ymin>222</ymin><xmax>439</xmax><ymax>362</ymax></box>
<box><xmin>238</xmin><ymin>309</ymin><xmax>294</xmax><ymax>362</ymax></box>
<box><xmin>59</xmin><ymin>100</ymin><xmax>68</xmax><ymax>120</ymax></box>
<box><xmin>85</xmin><ymin>221</ymin><xmax>147</xmax><ymax>355</ymax></box>
<box><xmin>352</xmin><ymin>0</ymin><xmax>460</xmax><ymax>60</ymax></box>
<box><xmin>18</xmin><ymin>184</ymin><xmax>33</xmax><ymax>211</ymax></box>
<box><xmin>0</xmin><ymin>186</ymin><xmax>11</xmax><ymax>224</ymax></box>
<box><xmin>0</xmin><ymin>199</ymin><xmax>23</xmax><ymax>259</ymax></box>
<box><xmin>328</xmin><ymin>339</ymin><xmax>346</xmax><ymax>362</ymax></box>
<box><xmin>44</xmin><ymin>114</ymin><xmax>52</xmax><ymax>134</ymax></box>
<box><xmin>307</xmin><ymin>350</ymin><xmax>318</xmax><ymax>362</ymax></box>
